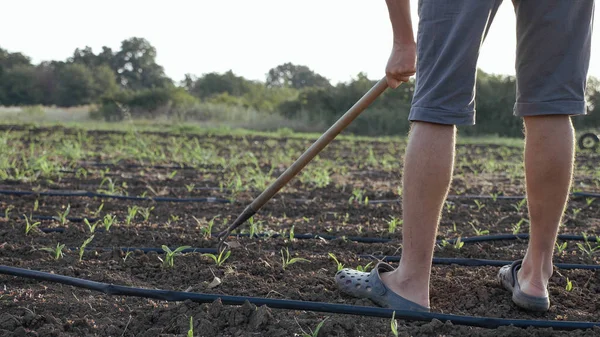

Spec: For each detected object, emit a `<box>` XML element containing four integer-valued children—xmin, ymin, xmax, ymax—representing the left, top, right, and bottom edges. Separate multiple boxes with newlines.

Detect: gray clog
<box><xmin>498</xmin><ymin>260</ymin><xmax>550</xmax><ymax>312</ymax></box>
<box><xmin>334</xmin><ymin>262</ymin><xmax>430</xmax><ymax>312</ymax></box>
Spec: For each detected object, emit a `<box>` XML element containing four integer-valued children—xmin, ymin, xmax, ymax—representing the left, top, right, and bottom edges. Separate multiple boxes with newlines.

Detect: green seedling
<box><xmin>170</xmin><ymin>214</ymin><xmax>180</xmax><ymax>222</ymax></box>
<box><xmin>586</xmin><ymin>198</ymin><xmax>595</xmax><ymax>207</ymax></box>
<box><xmin>56</xmin><ymin>204</ymin><xmax>70</xmax><ymax>225</ymax></box>
<box><xmin>91</xmin><ymin>202</ymin><xmax>104</xmax><ymax>218</ymax></box>
<box><xmin>511</xmin><ymin>218</ymin><xmax>528</xmax><ymax>235</ymax></box>
<box><xmin>168</xmin><ymin>170</ymin><xmax>178</xmax><ymax>179</ymax></box>
<box><xmin>512</xmin><ymin>199</ymin><xmax>527</xmax><ymax>212</ymax></box>
<box><xmin>391</xmin><ymin>311</ymin><xmax>399</xmax><ymax>337</ymax></box>
<box><xmin>83</xmin><ymin>218</ymin><xmax>100</xmax><ymax>234</ymax></box>
<box><xmin>187</xmin><ymin>316</ymin><xmax>194</xmax><ymax>337</ymax></box>
<box><xmin>123</xmin><ymin>250</ymin><xmax>134</xmax><ymax>262</ymax></box>
<box><xmin>572</xmin><ymin>208</ymin><xmax>582</xmax><ymax>220</ymax></box>
<box><xmin>203</xmin><ymin>249</ymin><xmax>231</xmax><ymax>267</ymax></box>
<box><xmin>565</xmin><ymin>278</ymin><xmax>573</xmax><ymax>292</ymax></box>
<box><xmin>473</xmin><ymin>200</ymin><xmax>485</xmax><ymax>211</ymax></box>
<box><xmin>103</xmin><ymin>214</ymin><xmax>116</xmax><ymax>231</ymax></box>
<box><xmin>194</xmin><ymin>215</ymin><xmax>219</xmax><ymax>239</ymax></box>
<box><xmin>469</xmin><ymin>222</ymin><xmax>489</xmax><ymax>236</ymax></box>
<box><xmin>555</xmin><ymin>241</ymin><xmax>568</xmax><ymax>255</ymax></box>
<box><xmin>300</xmin><ymin>317</ymin><xmax>329</xmax><ymax>337</ymax></box>
<box><xmin>453</xmin><ymin>237</ymin><xmax>464</xmax><ymax>250</ymax></box>
<box><xmin>576</xmin><ymin>233</ymin><xmax>600</xmax><ymax>256</ymax></box>
<box><xmin>139</xmin><ymin>206</ymin><xmax>154</xmax><ymax>222</ymax></box>
<box><xmin>356</xmin><ymin>262</ymin><xmax>373</xmax><ymax>272</ymax></box>
<box><xmin>125</xmin><ymin>206</ymin><xmax>139</xmax><ymax>226</ymax></box>
<box><xmin>328</xmin><ymin>253</ymin><xmax>344</xmax><ymax>271</ymax></box>
<box><xmin>33</xmin><ymin>199</ymin><xmax>39</xmax><ymax>212</ymax></box>
<box><xmin>4</xmin><ymin>205</ymin><xmax>14</xmax><ymax>219</ymax></box>
<box><xmin>159</xmin><ymin>245</ymin><xmax>191</xmax><ymax>268</ymax></box>
<box><xmin>281</xmin><ymin>248</ymin><xmax>310</xmax><ymax>270</ymax></box>
<box><xmin>24</xmin><ymin>214</ymin><xmax>41</xmax><ymax>235</ymax></box>
<box><xmin>41</xmin><ymin>243</ymin><xmax>65</xmax><ymax>260</ymax></box>
<box><xmin>490</xmin><ymin>193</ymin><xmax>499</xmax><ymax>202</ymax></box>
<box><xmin>79</xmin><ymin>235</ymin><xmax>95</xmax><ymax>262</ymax></box>
<box><xmin>445</xmin><ymin>201</ymin><xmax>456</xmax><ymax>213</ymax></box>
<box><xmin>387</xmin><ymin>216</ymin><xmax>402</xmax><ymax>234</ymax></box>
<box><xmin>289</xmin><ymin>225</ymin><xmax>295</xmax><ymax>241</ymax></box>
<box><xmin>185</xmin><ymin>183</ymin><xmax>195</xmax><ymax>192</ymax></box>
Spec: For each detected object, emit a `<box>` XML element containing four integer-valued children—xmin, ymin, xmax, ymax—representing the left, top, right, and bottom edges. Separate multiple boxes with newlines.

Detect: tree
<box><xmin>1</xmin><ymin>65</ymin><xmax>41</xmax><ymax>106</ymax></box>
<box><xmin>191</xmin><ymin>70</ymin><xmax>254</xmax><ymax>98</ymax></box>
<box><xmin>56</xmin><ymin>63</ymin><xmax>96</xmax><ymax>106</ymax></box>
<box><xmin>113</xmin><ymin>37</ymin><xmax>172</xmax><ymax>90</ymax></box>
<box><xmin>266</xmin><ymin>62</ymin><xmax>331</xmax><ymax>89</ymax></box>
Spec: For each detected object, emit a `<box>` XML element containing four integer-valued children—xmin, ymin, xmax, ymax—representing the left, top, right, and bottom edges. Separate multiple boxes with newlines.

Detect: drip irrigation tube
<box><xmin>0</xmin><ymin>189</ymin><xmax>231</xmax><ymax>203</ymax></box>
<box><xmin>1</xmin><ymin>188</ymin><xmax>598</xmax><ymax>204</ymax></box>
<box><xmin>0</xmin><ymin>265</ymin><xmax>597</xmax><ymax>331</ymax></box>
<box><xmin>69</xmin><ymin>246</ymin><xmax>600</xmax><ymax>270</ymax></box>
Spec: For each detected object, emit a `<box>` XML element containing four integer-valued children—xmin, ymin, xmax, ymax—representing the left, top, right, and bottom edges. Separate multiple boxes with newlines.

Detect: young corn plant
<box><xmin>159</xmin><ymin>245</ymin><xmax>191</xmax><ymax>268</ymax></box>
<box><xmin>91</xmin><ymin>202</ymin><xmax>104</xmax><ymax>218</ymax></box>
<box><xmin>203</xmin><ymin>249</ymin><xmax>231</xmax><ymax>267</ymax></box>
<box><xmin>83</xmin><ymin>218</ymin><xmax>100</xmax><ymax>234</ymax></box>
<box><xmin>453</xmin><ymin>237</ymin><xmax>464</xmax><ymax>250</ymax></box>
<box><xmin>125</xmin><ymin>206</ymin><xmax>139</xmax><ymax>226</ymax></box>
<box><xmin>469</xmin><ymin>222</ymin><xmax>489</xmax><ymax>236</ymax></box>
<box><xmin>33</xmin><ymin>199</ymin><xmax>39</xmax><ymax>212</ymax></box>
<box><xmin>387</xmin><ymin>216</ymin><xmax>402</xmax><ymax>234</ymax></box>
<box><xmin>300</xmin><ymin>317</ymin><xmax>329</xmax><ymax>337</ymax></box>
<box><xmin>187</xmin><ymin>316</ymin><xmax>194</xmax><ymax>337</ymax></box>
<box><xmin>185</xmin><ymin>183</ymin><xmax>195</xmax><ymax>193</ymax></box>
<box><xmin>24</xmin><ymin>215</ymin><xmax>41</xmax><ymax>235</ymax></box>
<box><xmin>473</xmin><ymin>200</ymin><xmax>485</xmax><ymax>211</ymax></box>
<box><xmin>103</xmin><ymin>214</ymin><xmax>116</xmax><ymax>231</ymax></box>
<box><xmin>139</xmin><ymin>206</ymin><xmax>154</xmax><ymax>222</ymax></box>
<box><xmin>4</xmin><ymin>205</ymin><xmax>14</xmax><ymax>219</ymax></box>
<box><xmin>281</xmin><ymin>248</ymin><xmax>310</xmax><ymax>270</ymax></box>
<box><xmin>576</xmin><ymin>233</ymin><xmax>600</xmax><ymax>257</ymax></box>
<box><xmin>78</xmin><ymin>235</ymin><xmax>95</xmax><ymax>262</ymax></box>
<box><xmin>565</xmin><ymin>278</ymin><xmax>574</xmax><ymax>292</ymax></box>
<box><xmin>328</xmin><ymin>253</ymin><xmax>344</xmax><ymax>271</ymax></box>
<box><xmin>41</xmin><ymin>243</ymin><xmax>66</xmax><ymax>260</ymax></box>
<box><xmin>356</xmin><ymin>262</ymin><xmax>373</xmax><ymax>272</ymax></box>
<box><xmin>586</xmin><ymin>198</ymin><xmax>595</xmax><ymax>207</ymax></box>
<box><xmin>511</xmin><ymin>218</ymin><xmax>528</xmax><ymax>235</ymax></box>
<box><xmin>194</xmin><ymin>215</ymin><xmax>219</xmax><ymax>239</ymax></box>
<box><xmin>512</xmin><ymin>199</ymin><xmax>527</xmax><ymax>213</ymax></box>
<box><xmin>555</xmin><ymin>241</ymin><xmax>568</xmax><ymax>255</ymax></box>
<box><xmin>390</xmin><ymin>311</ymin><xmax>399</xmax><ymax>337</ymax></box>
<box><xmin>56</xmin><ymin>204</ymin><xmax>71</xmax><ymax>225</ymax></box>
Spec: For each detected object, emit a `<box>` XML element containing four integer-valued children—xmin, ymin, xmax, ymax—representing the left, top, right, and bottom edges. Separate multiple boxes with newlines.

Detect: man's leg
<box><xmin>518</xmin><ymin>116</ymin><xmax>575</xmax><ymax>298</ymax></box>
<box><xmin>380</xmin><ymin>122</ymin><xmax>455</xmax><ymax>307</ymax></box>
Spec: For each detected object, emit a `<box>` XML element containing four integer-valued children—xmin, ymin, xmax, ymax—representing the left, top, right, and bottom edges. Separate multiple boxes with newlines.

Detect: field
<box><xmin>0</xmin><ymin>123</ymin><xmax>599</xmax><ymax>337</ymax></box>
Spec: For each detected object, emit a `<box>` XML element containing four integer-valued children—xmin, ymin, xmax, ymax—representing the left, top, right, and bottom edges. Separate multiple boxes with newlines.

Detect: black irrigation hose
<box><xmin>68</xmin><ymin>246</ymin><xmax>600</xmax><ymax>270</ymax></box>
<box><xmin>0</xmin><ymin>189</ymin><xmax>231</xmax><ymax>203</ymax></box>
<box><xmin>0</xmin><ymin>265</ymin><xmax>598</xmax><ymax>331</ymax></box>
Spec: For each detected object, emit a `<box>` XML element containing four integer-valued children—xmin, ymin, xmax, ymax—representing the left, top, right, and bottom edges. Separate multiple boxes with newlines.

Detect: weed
<box><xmin>328</xmin><ymin>253</ymin><xmax>344</xmax><ymax>271</ymax></box>
<box><xmin>79</xmin><ymin>235</ymin><xmax>95</xmax><ymax>261</ymax></box>
<box><xmin>24</xmin><ymin>215</ymin><xmax>41</xmax><ymax>235</ymax></box>
<box><xmin>159</xmin><ymin>245</ymin><xmax>191</xmax><ymax>268</ymax></box>
<box><xmin>203</xmin><ymin>249</ymin><xmax>231</xmax><ymax>267</ymax></box>
<box><xmin>281</xmin><ymin>248</ymin><xmax>310</xmax><ymax>270</ymax></box>
<box><xmin>41</xmin><ymin>243</ymin><xmax>65</xmax><ymax>260</ymax></box>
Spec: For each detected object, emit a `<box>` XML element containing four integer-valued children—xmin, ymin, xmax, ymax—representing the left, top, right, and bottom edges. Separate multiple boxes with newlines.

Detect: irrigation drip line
<box><xmin>61</xmin><ymin>246</ymin><xmax>600</xmax><ymax>270</ymax></box>
<box><xmin>0</xmin><ymin>190</ymin><xmax>231</xmax><ymax>204</ymax></box>
<box><xmin>2</xmin><ymin>188</ymin><xmax>598</xmax><ymax>204</ymax></box>
<box><xmin>0</xmin><ymin>265</ymin><xmax>597</xmax><ymax>331</ymax></box>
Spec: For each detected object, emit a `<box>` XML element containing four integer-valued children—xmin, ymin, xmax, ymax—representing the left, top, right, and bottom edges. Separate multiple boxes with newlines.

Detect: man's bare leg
<box><xmin>380</xmin><ymin>121</ymin><xmax>456</xmax><ymax>308</ymax></box>
<box><xmin>518</xmin><ymin>115</ymin><xmax>575</xmax><ymax>297</ymax></box>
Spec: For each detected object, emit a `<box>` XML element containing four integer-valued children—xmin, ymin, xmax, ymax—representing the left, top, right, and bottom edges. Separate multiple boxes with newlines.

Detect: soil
<box><xmin>1</xmin><ymin>125</ymin><xmax>599</xmax><ymax>337</ymax></box>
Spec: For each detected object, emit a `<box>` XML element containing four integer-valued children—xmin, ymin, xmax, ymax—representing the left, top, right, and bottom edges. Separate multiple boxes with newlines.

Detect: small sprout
<box><xmin>24</xmin><ymin>214</ymin><xmax>41</xmax><ymax>235</ymax></box>
<box><xmin>187</xmin><ymin>316</ymin><xmax>194</xmax><ymax>337</ymax></box>
<box><xmin>328</xmin><ymin>253</ymin><xmax>344</xmax><ymax>271</ymax></box>
<box><xmin>103</xmin><ymin>214</ymin><xmax>116</xmax><ymax>231</ymax></box>
<box><xmin>289</xmin><ymin>225</ymin><xmax>295</xmax><ymax>241</ymax></box>
<box><xmin>300</xmin><ymin>317</ymin><xmax>329</xmax><ymax>337</ymax></box>
<box><xmin>56</xmin><ymin>204</ymin><xmax>70</xmax><ymax>225</ymax></box>
<box><xmin>281</xmin><ymin>248</ymin><xmax>310</xmax><ymax>270</ymax></box>
<box><xmin>159</xmin><ymin>245</ymin><xmax>191</xmax><ymax>268</ymax></box>
<box><xmin>91</xmin><ymin>202</ymin><xmax>104</xmax><ymax>218</ymax></box>
<box><xmin>469</xmin><ymin>222</ymin><xmax>489</xmax><ymax>236</ymax></box>
<box><xmin>571</xmin><ymin>208</ymin><xmax>582</xmax><ymax>220</ymax></box>
<box><xmin>555</xmin><ymin>241</ymin><xmax>568</xmax><ymax>255</ymax></box>
<box><xmin>194</xmin><ymin>215</ymin><xmax>219</xmax><ymax>239</ymax></box>
<box><xmin>185</xmin><ymin>183</ymin><xmax>195</xmax><ymax>192</ymax></box>
<box><xmin>123</xmin><ymin>250</ymin><xmax>134</xmax><ymax>262</ymax></box>
<box><xmin>168</xmin><ymin>170</ymin><xmax>178</xmax><ymax>179</ymax></box>
<box><xmin>512</xmin><ymin>199</ymin><xmax>527</xmax><ymax>212</ymax></box>
<box><xmin>33</xmin><ymin>199</ymin><xmax>39</xmax><ymax>212</ymax></box>
<box><xmin>79</xmin><ymin>235</ymin><xmax>95</xmax><ymax>261</ymax></box>
<box><xmin>387</xmin><ymin>216</ymin><xmax>402</xmax><ymax>234</ymax></box>
<box><xmin>565</xmin><ymin>278</ymin><xmax>573</xmax><ymax>292</ymax></box>
<box><xmin>356</xmin><ymin>262</ymin><xmax>373</xmax><ymax>272</ymax></box>
<box><xmin>586</xmin><ymin>198</ymin><xmax>595</xmax><ymax>207</ymax></box>
<box><xmin>139</xmin><ymin>206</ymin><xmax>154</xmax><ymax>222</ymax></box>
<box><xmin>512</xmin><ymin>219</ymin><xmax>528</xmax><ymax>235</ymax></box>
<box><xmin>84</xmin><ymin>218</ymin><xmax>100</xmax><ymax>234</ymax></box>
<box><xmin>490</xmin><ymin>193</ymin><xmax>499</xmax><ymax>202</ymax></box>
<box><xmin>391</xmin><ymin>311</ymin><xmax>399</xmax><ymax>337</ymax></box>
<box><xmin>576</xmin><ymin>233</ymin><xmax>600</xmax><ymax>256</ymax></box>
<box><xmin>473</xmin><ymin>200</ymin><xmax>485</xmax><ymax>211</ymax></box>
<box><xmin>125</xmin><ymin>206</ymin><xmax>139</xmax><ymax>226</ymax></box>
<box><xmin>170</xmin><ymin>214</ymin><xmax>180</xmax><ymax>222</ymax></box>
<box><xmin>41</xmin><ymin>243</ymin><xmax>65</xmax><ymax>260</ymax></box>
<box><xmin>4</xmin><ymin>205</ymin><xmax>14</xmax><ymax>219</ymax></box>
<box><xmin>454</xmin><ymin>237</ymin><xmax>464</xmax><ymax>250</ymax></box>
<box><xmin>203</xmin><ymin>249</ymin><xmax>231</xmax><ymax>267</ymax></box>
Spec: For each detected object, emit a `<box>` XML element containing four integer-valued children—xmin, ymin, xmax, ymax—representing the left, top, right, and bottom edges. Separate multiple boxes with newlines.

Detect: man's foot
<box><xmin>334</xmin><ymin>262</ymin><xmax>430</xmax><ymax>312</ymax></box>
<box><xmin>498</xmin><ymin>260</ymin><xmax>550</xmax><ymax>312</ymax></box>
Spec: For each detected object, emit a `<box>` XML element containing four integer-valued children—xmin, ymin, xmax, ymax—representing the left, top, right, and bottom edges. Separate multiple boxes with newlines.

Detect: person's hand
<box><xmin>385</xmin><ymin>42</ymin><xmax>416</xmax><ymax>89</ymax></box>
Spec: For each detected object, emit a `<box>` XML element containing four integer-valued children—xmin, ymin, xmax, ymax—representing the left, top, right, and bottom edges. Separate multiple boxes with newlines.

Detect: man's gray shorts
<box><xmin>410</xmin><ymin>0</ymin><xmax>595</xmax><ymax>125</ymax></box>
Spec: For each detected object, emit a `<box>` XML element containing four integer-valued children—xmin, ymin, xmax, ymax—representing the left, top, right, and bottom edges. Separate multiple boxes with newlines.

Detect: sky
<box><xmin>1</xmin><ymin>0</ymin><xmax>598</xmax><ymax>85</ymax></box>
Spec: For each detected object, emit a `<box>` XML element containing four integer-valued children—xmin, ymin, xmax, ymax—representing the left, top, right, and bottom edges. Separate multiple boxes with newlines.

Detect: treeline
<box><xmin>1</xmin><ymin>37</ymin><xmax>599</xmax><ymax>136</ymax></box>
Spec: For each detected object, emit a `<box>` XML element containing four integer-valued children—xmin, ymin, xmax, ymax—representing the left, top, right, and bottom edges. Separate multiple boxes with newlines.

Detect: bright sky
<box><xmin>1</xmin><ymin>0</ymin><xmax>598</xmax><ymax>85</ymax></box>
